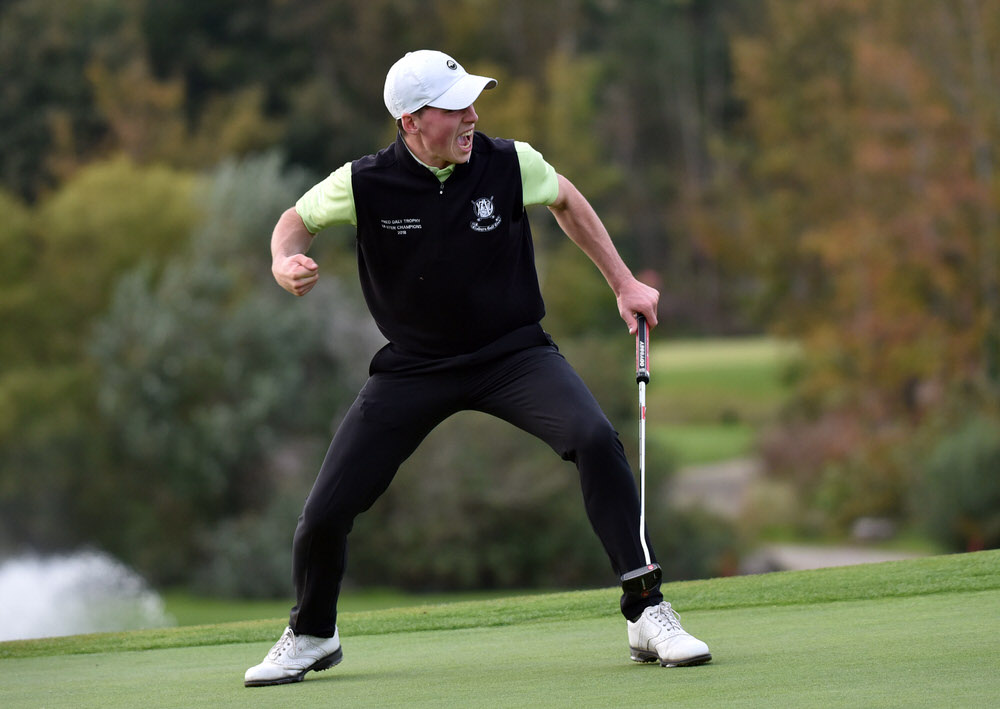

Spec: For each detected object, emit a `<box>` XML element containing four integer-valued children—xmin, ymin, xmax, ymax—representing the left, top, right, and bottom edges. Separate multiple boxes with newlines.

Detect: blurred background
<box><xmin>2</xmin><ymin>0</ymin><xmax>999</xmax><ymax>638</ymax></box>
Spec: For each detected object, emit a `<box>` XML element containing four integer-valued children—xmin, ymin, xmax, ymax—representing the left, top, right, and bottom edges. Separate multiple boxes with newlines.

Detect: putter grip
<box><xmin>636</xmin><ymin>315</ymin><xmax>650</xmax><ymax>384</ymax></box>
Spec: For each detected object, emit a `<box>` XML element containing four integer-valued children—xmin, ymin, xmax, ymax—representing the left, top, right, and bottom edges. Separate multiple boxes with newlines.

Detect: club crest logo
<box><xmin>470</xmin><ymin>196</ymin><xmax>502</xmax><ymax>232</ymax></box>
<box><xmin>446</xmin><ymin>59</ymin><xmax>458</xmax><ymax>70</ymax></box>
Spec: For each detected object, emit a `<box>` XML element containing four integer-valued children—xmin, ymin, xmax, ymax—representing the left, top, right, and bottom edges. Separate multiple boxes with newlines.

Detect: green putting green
<box><xmin>2</xmin><ymin>552</ymin><xmax>998</xmax><ymax>708</ymax></box>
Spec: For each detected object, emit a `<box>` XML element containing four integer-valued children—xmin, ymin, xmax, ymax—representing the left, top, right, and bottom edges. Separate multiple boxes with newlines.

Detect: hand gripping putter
<box><xmin>620</xmin><ymin>314</ymin><xmax>663</xmax><ymax>597</ymax></box>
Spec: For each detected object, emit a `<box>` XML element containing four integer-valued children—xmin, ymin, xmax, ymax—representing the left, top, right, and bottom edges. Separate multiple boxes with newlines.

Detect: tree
<box><xmin>0</xmin><ymin>158</ymin><xmax>199</xmax><ymax>555</ymax></box>
<box><xmin>727</xmin><ymin>0</ymin><xmax>1000</xmax><ymax>530</ymax></box>
<box><xmin>33</xmin><ymin>156</ymin><xmax>199</xmax><ymax>363</ymax></box>
<box><xmin>87</xmin><ymin>153</ymin><xmax>382</xmax><ymax>581</ymax></box>
<box><xmin>0</xmin><ymin>190</ymin><xmax>36</xmax><ymax>366</ymax></box>
<box><xmin>0</xmin><ymin>0</ymin><xmax>130</xmax><ymax>198</ymax></box>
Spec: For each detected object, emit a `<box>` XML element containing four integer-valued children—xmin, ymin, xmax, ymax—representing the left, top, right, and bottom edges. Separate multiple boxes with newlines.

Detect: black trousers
<box><xmin>288</xmin><ymin>343</ymin><xmax>662</xmax><ymax>637</ymax></box>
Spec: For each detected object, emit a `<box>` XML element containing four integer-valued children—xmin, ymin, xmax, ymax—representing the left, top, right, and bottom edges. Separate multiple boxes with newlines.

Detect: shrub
<box><xmin>915</xmin><ymin>415</ymin><xmax>1000</xmax><ymax>552</ymax></box>
<box><xmin>195</xmin><ymin>493</ymin><xmax>302</xmax><ymax>599</ymax></box>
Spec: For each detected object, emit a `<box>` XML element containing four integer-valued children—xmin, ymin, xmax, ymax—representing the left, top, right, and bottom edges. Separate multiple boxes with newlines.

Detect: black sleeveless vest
<box><xmin>351</xmin><ymin>132</ymin><xmax>546</xmax><ymax>358</ymax></box>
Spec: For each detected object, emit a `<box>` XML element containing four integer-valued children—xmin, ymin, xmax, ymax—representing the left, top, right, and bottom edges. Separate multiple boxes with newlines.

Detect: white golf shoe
<box><xmin>627</xmin><ymin>601</ymin><xmax>712</xmax><ymax>667</ymax></box>
<box><xmin>244</xmin><ymin>626</ymin><xmax>343</xmax><ymax>687</ymax></box>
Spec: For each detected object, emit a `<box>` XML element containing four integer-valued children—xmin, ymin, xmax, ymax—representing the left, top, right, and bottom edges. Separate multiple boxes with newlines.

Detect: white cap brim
<box><xmin>426</xmin><ymin>74</ymin><xmax>497</xmax><ymax>111</ymax></box>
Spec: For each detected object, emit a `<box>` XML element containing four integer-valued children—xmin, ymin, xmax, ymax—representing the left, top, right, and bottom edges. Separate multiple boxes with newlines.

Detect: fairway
<box><xmin>642</xmin><ymin>336</ymin><xmax>798</xmax><ymax>465</ymax></box>
<box><xmin>2</xmin><ymin>552</ymin><xmax>998</xmax><ymax>708</ymax></box>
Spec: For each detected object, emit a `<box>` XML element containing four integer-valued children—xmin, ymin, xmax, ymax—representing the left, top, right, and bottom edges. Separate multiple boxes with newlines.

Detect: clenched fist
<box><xmin>273</xmin><ymin>254</ymin><xmax>319</xmax><ymax>296</ymax></box>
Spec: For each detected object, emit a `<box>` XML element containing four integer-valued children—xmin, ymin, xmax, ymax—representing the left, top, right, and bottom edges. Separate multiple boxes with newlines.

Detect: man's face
<box><xmin>405</xmin><ymin>105</ymin><xmax>478</xmax><ymax>168</ymax></box>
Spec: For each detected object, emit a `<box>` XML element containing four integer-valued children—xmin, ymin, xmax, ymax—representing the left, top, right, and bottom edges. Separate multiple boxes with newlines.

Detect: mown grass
<box><xmin>650</xmin><ymin>422</ymin><xmax>756</xmax><ymax>466</ymax></box>
<box><xmin>3</xmin><ymin>552</ymin><xmax>997</xmax><ymax>709</ymax></box>
<box><xmin>4</xmin><ymin>549</ymin><xmax>995</xmax><ymax>661</ymax></box>
<box><xmin>3</xmin><ymin>551</ymin><xmax>998</xmax><ymax>709</ymax></box>
<box><xmin>161</xmin><ymin>587</ymin><xmax>550</xmax><ymax>626</ymax></box>
<box><xmin>9</xmin><ymin>593</ymin><xmax>997</xmax><ymax>709</ymax></box>
<box><xmin>650</xmin><ymin>337</ymin><xmax>798</xmax><ymax>421</ymax></box>
<box><xmin>645</xmin><ymin>337</ymin><xmax>798</xmax><ymax>466</ymax></box>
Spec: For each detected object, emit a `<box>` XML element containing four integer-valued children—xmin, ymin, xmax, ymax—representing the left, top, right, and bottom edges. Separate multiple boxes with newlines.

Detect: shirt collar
<box><xmin>400</xmin><ymin>136</ymin><xmax>460</xmax><ymax>183</ymax></box>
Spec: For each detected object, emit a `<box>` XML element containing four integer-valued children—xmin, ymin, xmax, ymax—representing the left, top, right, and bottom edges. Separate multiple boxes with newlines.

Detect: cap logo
<box><xmin>446</xmin><ymin>59</ymin><xmax>458</xmax><ymax>70</ymax></box>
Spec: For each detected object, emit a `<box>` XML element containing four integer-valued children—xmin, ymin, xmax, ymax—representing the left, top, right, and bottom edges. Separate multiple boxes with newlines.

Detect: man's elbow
<box><xmin>281</xmin><ymin>206</ymin><xmax>305</xmax><ymax>228</ymax></box>
<box><xmin>549</xmin><ymin>174</ymin><xmax>575</xmax><ymax>212</ymax></box>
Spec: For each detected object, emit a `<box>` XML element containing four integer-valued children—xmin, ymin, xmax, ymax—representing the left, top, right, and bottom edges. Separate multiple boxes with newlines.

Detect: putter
<box><xmin>620</xmin><ymin>314</ymin><xmax>663</xmax><ymax>596</ymax></box>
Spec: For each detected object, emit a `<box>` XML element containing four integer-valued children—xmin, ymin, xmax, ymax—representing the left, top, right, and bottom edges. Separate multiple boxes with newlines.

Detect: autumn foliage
<box><xmin>712</xmin><ymin>0</ymin><xmax>1000</xmax><ymax>541</ymax></box>
<box><xmin>2</xmin><ymin>1</ymin><xmax>999</xmax><ymax>584</ymax></box>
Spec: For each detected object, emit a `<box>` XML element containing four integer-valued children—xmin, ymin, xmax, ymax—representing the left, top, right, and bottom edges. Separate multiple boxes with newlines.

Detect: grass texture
<box><xmin>644</xmin><ymin>336</ymin><xmax>798</xmax><ymax>465</ymax></box>
<box><xmin>1</xmin><ymin>550</ymin><xmax>997</xmax><ymax>708</ymax></box>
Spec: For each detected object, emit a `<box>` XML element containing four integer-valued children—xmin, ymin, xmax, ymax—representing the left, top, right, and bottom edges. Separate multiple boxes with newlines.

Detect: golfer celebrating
<box><xmin>245</xmin><ymin>50</ymin><xmax>711</xmax><ymax>687</ymax></box>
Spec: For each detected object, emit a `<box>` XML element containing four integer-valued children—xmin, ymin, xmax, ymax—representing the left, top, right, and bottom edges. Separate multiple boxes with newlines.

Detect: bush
<box><xmin>84</xmin><ymin>153</ymin><xmax>382</xmax><ymax>583</ymax></box>
<box><xmin>195</xmin><ymin>493</ymin><xmax>302</xmax><ymax>599</ymax></box>
<box><xmin>346</xmin><ymin>412</ymin><xmax>612</xmax><ymax>591</ymax></box>
<box><xmin>189</xmin><ymin>331</ymin><xmax>740</xmax><ymax>597</ymax></box>
<box><xmin>915</xmin><ymin>415</ymin><xmax>1000</xmax><ymax>552</ymax></box>
<box><xmin>343</xmin><ymin>396</ymin><xmax>736</xmax><ymax>592</ymax></box>
<box><xmin>647</xmin><ymin>506</ymin><xmax>741</xmax><ymax>581</ymax></box>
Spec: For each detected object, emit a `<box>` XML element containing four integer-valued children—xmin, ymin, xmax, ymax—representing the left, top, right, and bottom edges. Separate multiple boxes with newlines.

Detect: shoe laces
<box><xmin>267</xmin><ymin>627</ymin><xmax>296</xmax><ymax>660</ymax></box>
<box><xmin>650</xmin><ymin>602</ymin><xmax>684</xmax><ymax>632</ymax></box>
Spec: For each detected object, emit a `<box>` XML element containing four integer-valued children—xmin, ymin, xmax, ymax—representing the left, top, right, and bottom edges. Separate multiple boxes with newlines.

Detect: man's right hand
<box><xmin>273</xmin><ymin>254</ymin><xmax>319</xmax><ymax>296</ymax></box>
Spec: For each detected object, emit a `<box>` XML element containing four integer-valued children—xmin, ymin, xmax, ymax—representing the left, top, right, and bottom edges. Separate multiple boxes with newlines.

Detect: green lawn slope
<box><xmin>647</xmin><ymin>336</ymin><xmax>798</xmax><ymax>465</ymax></box>
<box><xmin>2</xmin><ymin>550</ymin><xmax>997</xmax><ymax>708</ymax></box>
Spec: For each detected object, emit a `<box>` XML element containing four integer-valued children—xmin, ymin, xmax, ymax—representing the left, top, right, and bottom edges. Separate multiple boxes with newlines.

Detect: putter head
<box><xmin>620</xmin><ymin>563</ymin><xmax>662</xmax><ymax>597</ymax></box>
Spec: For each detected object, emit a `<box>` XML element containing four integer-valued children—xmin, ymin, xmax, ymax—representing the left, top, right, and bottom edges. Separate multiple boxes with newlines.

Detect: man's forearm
<box><xmin>548</xmin><ymin>175</ymin><xmax>633</xmax><ymax>295</ymax></box>
<box><xmin>548</xmin><ymin>174</ymin><xmax>660</xmax><ymax>332</ymax></box>
<box><xmin>272</xmin><ymin>207</ymin><xmax>315</xmax><ymax>262</ymax></box>
<box><xmin>271</xmin><ymin>207</ymin><xmax>321</xmax><ymax>296</ymax></box>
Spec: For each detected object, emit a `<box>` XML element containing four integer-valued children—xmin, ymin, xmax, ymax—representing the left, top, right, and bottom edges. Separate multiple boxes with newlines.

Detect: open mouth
<box><xmin>457</xmin><ymin>129</ymin><xmax>474</xmax><ymax>151</ymax></box>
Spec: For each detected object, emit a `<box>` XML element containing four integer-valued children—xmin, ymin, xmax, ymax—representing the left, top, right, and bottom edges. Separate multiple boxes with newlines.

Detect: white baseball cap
<box><xmin>384</xmin><ymin>50</ymin><xmax>497</xmax><ymax>120</ymax></box>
